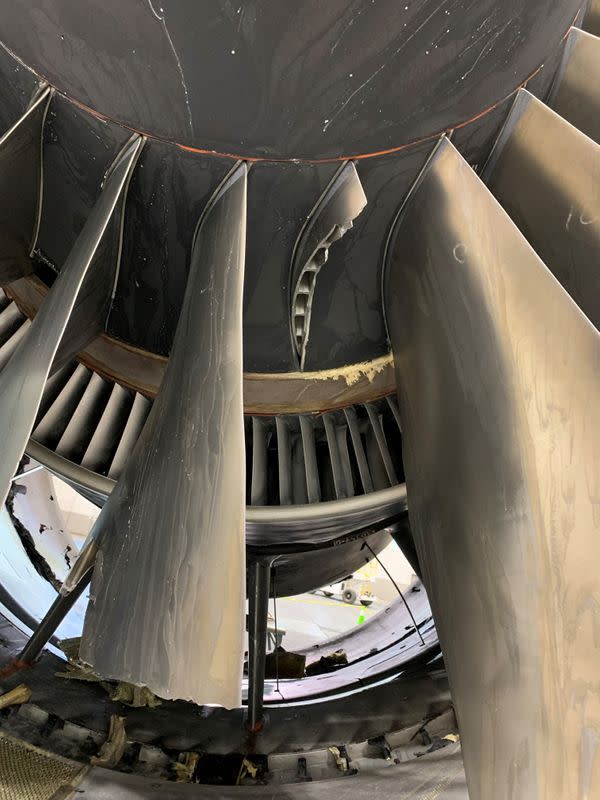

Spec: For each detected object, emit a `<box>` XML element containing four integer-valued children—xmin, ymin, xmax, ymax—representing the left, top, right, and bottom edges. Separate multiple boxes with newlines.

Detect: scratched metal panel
<box><xmin>385</xmin><ymin>138</ymin><xmax>600</xmax><ymax>799</ymax></box>
<box><xmin>0</xmin><ymin>1</ymin><xmax>583</xmax><ymax>367</ymax></box>
<box><xmin>0</xmin><ymin>0</ymin><xmax>581</xmax><ymax>159</ymax></box>
<box><xmin>269</xmin><ymin>529</ymin><xmax>392</xmax><ymax>598</ymax></box>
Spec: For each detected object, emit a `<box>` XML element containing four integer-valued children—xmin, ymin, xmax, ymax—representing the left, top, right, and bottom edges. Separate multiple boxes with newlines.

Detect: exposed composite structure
<box><xmin>0</xmin><ymin>1</ymin><xmax>598</xmax><ymax>798</ymax></box>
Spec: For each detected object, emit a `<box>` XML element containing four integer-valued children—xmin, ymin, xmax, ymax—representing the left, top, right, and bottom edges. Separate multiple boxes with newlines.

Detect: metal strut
<box><xmin>247</xmin><ymin>557</ymin><xmax>273</xmax><ymax>732</ymax></box>
<box><xmin>19</xmin><ymin>569</ymin><xmax>92</xmax><ymax>664</ymax></box>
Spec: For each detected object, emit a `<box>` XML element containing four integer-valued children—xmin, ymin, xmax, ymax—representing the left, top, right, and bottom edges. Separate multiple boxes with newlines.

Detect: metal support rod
<box><xmin>19</xmin><ymin>569</ymin><xmax>92</xmax><ymax>663</ymax></box>
<box><xmin>247</xmin><ymin>557</ymin><xmax>273</xmax><ymax>731</ymax></box>
<box><xmin>11</xmin><ymin>464</ymin><xmax>44</xmax><ymax>482</ymax></box>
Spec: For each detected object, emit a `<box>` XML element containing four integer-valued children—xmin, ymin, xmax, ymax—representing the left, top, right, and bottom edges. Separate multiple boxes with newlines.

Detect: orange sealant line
<box><xmin>0</xmin><ymin>659</ymin><xmax>30</xmax><ymax>679</ymax></box>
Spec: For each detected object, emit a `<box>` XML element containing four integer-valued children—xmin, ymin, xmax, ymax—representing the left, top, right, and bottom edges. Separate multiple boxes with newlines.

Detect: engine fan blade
<box><xmin>384</xmin><ymin>137</ymin><xmax>600</xmax><ymax>800</ymax></box>
<box><xmin>0</xmin><ymin>134</ymin><xmax>142</xmax><ymax>510</ymax></box>
<box><xmin>76</xmin><ymin>163</ymin><xmax>248</xmax><ymax>707</ymax></box>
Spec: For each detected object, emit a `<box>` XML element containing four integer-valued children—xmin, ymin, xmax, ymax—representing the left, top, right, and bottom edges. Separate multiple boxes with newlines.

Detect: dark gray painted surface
<box><xmin>0</xmin><ymin>88</ymin><xmax>50</xmax><ymax>284</ymax></box>
<box><xmin>108</xmin><ymin>141</ymin><xmax>232</xmax><ymax>355</ymax></box>
<box><xmin>36</xmin><ymin>93</ymin><xmax>132</xmax><ymax>273</ymax></box>
<box><xmin>243</xmin><ymin>161</ymin><xmax>339</xmax><ymax>371</ymax></box>
<box><xmin>0</xmin><ymin>0</ymin><xmax>581</xmax><ymax>159</ymax></box>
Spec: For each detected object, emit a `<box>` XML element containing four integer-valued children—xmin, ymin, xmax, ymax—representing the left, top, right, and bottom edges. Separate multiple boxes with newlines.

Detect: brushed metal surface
<box><xmin>0</xmin><ymin>135</ymin><xmax>142</xmax><ymax>510</ymax></box>
<box><xmin>0</xmin><ymin>87</ymin><xmax>50</xmax><ymax>284</ymax></box>
<box><xmin>548</xmin><ymin>27</ymin><xmax>600</xmax><ymax>145</ymax></box>
<box><xmin>484</xmin><ymin>88</ymin><xmax>600</xmax><ymax>330</ymax></box>
<box><xmin>385</xmin><ymin>138</ymin><xmax>600</xmax><ymax>799</ymax></box>
<box><xmin>78</xmin><ymin>164</ymin><xmax>248</xmax><ymax>707</ymax></box>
